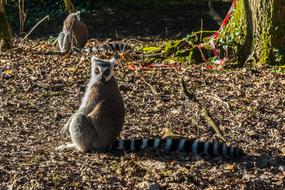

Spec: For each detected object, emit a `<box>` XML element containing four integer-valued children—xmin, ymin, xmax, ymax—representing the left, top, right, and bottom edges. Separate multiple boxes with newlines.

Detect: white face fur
<box><xmin>91</xmin><ymin>56</ymin><xmax>116</xmax><ymax>83</ymax></box>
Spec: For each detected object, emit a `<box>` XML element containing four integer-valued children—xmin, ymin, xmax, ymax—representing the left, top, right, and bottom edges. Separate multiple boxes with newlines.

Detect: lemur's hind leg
<box><xmin>68</xmin><ymin>112</ymin><xmax>97</xmax><ymax>152</ymax></box>
<box><xmin>57</xmin><ymin>112</ymin><xmax>96</xmax><ymax>152</ymax></box>
<box><xmin>58</xmin><ymin>32</ymin><xmax>65</xmax><ymax>52</ymax></box>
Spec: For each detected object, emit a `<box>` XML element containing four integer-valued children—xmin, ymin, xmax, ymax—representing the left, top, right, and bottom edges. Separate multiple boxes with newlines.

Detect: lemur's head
<box><xmin>91</xmin><ymin>56</ymin><xmax>117</xmax><ymax>83</ymax></box>
<box><xmin>67</xmin><ymin>11</ymin><xmax>81</xmax><ymax>21</ymax></box>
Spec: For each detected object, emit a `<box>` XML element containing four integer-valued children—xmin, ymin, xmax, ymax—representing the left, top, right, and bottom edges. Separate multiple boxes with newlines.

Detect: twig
<box><xmin>205</xmin><ymin>94</ymin><xmax>234</xmax><ymax>117</ymax></box>
<box><xmin>188</xmin><ymin>30</ymin><xmax>216</xmax><ymax>37</ymax></box>
<box><xmin>180</xmin><ymin>78</ymin><xmax>227</xmax><ymax>142</ymax></box>
<box><xmin>115</xmin><ymin>29</ymin><xmax>119</xmax><ymax>39</ymax></box>
<box><xmin>144</xmin><ymin>53</ymin><xmax>164</xmax><ymax>59</ymax></box>
<box><xmin>200</xmin><ymin>18</ymin><xmax>203</xmax><ymax>42</ymax></box>
<box><xmin>23</xmin><ymin>15</ymin><xmax>49</xmax><ymax>41</ymax></box>
<box><xmin>52</xmin><ymin>38</ymin><xmax>58</xmax><ymax>46</ymax></box>
<box><xmin>140</xmin><ymin>76</ymin><xmax>158</xmax><ymax>95</ymax></box>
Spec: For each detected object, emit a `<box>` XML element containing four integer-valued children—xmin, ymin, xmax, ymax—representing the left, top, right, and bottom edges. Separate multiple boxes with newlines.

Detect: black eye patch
<box><xmin>96</xmin><ymin>61</ymin><xmax>111</xmax><ymax>68</ymax></box>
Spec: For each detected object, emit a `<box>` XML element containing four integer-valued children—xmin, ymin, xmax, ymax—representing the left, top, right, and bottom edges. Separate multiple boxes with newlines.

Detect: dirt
<box><xmin>1</xmin><ymin>1</ymin><xmax>285</xmax><ymax>190</ymax></box>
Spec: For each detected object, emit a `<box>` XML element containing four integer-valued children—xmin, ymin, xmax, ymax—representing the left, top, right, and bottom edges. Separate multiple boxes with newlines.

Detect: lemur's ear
<box><xmin>109</xmin><ymin>53</ymin><xmax>119</xmax><ymax>66</ymax></box>
<box><xmin>91</xmin><ymin>56</ymin><xmax>99</xmax><ymax>71</ymax></box>
<box><xmin>75</xmin><ymin>11</ymin><xmax>80</xmax><ymax>21</ymax></box>
<box><xmin>109</xmin><ymin>57</ymin><xmax>117</xmax><ymax>66</ymax></box>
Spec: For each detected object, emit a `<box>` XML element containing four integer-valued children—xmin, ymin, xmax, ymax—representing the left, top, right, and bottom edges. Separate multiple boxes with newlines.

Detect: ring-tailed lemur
<box><xmin>57</xmin><ymin>55</ymin><xmax>125</xmax><ymax>152</ymax></box>
<box><xmin>58</xmin><ymin>11</ymin><xmax>88</xmax><ymax>53</ymax></box>
<box><xmin>56</xmin><ymin>56</ymin><xmax>244</xmax><ymax>158</ymax></box>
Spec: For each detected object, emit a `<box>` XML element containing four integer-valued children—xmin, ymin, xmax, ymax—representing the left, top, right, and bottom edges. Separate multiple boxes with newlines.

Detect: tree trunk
<box><xmin>0</xmin><ymin>0</ymin><xmax>13</xmax><ymax>50</ymax></box>
<box><xmin>63</xmin><ymin>0</ymin><xmax>75</xmax><ymax>13</ymax></box>
<box><xmin>231</xmin><ymin>0</ymin><xmax>285</xmax><ymax>66</ymax></box>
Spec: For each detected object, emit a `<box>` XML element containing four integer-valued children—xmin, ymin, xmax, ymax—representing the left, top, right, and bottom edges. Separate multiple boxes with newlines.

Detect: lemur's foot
<box><xmin>56</xmin><ymin>143</ymin><xmax>76</xmax><ymax>151</ymax></box>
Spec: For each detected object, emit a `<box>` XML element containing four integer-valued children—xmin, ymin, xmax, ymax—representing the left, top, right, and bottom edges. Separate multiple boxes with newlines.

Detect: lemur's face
<box><xmin>91</xmin><ymin>56</ymin><xmax>116</xmax><ymax>83</ymax></box>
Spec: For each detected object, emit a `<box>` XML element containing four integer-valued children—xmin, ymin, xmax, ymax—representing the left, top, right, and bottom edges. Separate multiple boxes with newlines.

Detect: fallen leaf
<box><xmin>170</xmin><ymin>109</ymin><xmax>180</xmax><ymax>114</ymax></box>
<box><xmin>119</xmin><ymin>52</ymin><xmax>128</xmax><ymax>59</ymax></box>
<box><xmin>66</xmin><ymin>67</ymin><xmax>77</xmax><ymax>72</ymax></box>
<box><xmin>4</xmin><ymin>69</ymin><xmax>13</xmax><ymax>75</ymax></box>
<box><xmin>162</xmin><ymin>128</ymin><xmax>180</xmax><ymax>139</ymax></box>
<box><xmin>224</xmin><ymin>163</ymin><xmax>237</xmax><ymax>171</ymax></box>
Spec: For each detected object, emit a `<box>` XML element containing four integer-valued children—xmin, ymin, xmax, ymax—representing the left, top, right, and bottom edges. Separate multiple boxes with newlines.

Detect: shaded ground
<box><xmin>84</xmin><ymin>2</ymin><xmax>230</xmax><ymax>39</ymax></box>
<box><xmin>1</xmin><ymin>1</ymin><xmax>285</xmax><ymax>190</ymax></box>
<box><xmin>24</xmin><ymin>1</ymin><xmax>231</xmax><ymax>39</ymax></box>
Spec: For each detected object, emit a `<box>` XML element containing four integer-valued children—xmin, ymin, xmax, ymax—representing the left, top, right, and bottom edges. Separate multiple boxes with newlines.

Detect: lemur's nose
<box><xmin>98</xmin><ymin>76</ymin><xmax>105</xmax><ymax>82</ymax></box>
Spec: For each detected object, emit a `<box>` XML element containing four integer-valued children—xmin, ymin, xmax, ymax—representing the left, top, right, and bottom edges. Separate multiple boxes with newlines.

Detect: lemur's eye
<box><xmin>104</xmin><ymin>68</ymin><xmax>110</xmax><ymax>76</ymax></box>
<box><xmin>95</xmin><ymin>67</ymin><xmax>100</xmax><ymax>75</ymax></box>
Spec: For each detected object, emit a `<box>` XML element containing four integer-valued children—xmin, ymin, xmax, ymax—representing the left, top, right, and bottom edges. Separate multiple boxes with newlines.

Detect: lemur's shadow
<box><xmin>33</xmin><ymin>50</ymin><xmax>62</xmax><ymax>56</ymax></box>
<box><xmin>96</xmin><ymin>149</ymin><xmax>285</xmax><ymax>170</ymax></box>
<box><xmin>110</xmin><ymin>152</ymin><xmax>283</xmax><ymax>188</ymax></box>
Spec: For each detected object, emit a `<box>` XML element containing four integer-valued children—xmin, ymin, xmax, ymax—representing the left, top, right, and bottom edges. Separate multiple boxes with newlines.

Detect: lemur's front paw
<box><xmin>56</xmin><ymin>143</ymin><xmax>76</xmax><ymax>151</ymax></box>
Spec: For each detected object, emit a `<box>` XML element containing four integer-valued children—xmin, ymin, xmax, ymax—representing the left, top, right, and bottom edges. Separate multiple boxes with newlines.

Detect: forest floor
<box><xmin>1</xmin><ymin>1</ymin><xmax>285</xmax><ymax>190</ymax></box>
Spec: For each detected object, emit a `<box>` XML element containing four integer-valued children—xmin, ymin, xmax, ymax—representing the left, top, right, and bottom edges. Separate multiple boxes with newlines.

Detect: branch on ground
<box><xmin>180</xmin><ymin>78</ymin><xmax>227</xmax><ymax>143</ymax></box>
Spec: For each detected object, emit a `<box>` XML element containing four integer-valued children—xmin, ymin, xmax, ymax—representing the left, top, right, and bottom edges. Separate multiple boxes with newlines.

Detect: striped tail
<box><xmin>84</xmin><ymin>43</ymin><xmax>131</xmax><ymax>53</ymax></box>
<box><xmin>109</xmin><ymin>138</ymin><xmax>244</xmax><ymax>158</ymax></box>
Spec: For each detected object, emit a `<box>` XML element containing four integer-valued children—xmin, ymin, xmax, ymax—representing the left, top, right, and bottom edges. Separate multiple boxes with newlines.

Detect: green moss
<box><xmin>259</xmin><ymin>28</ymin><xmax>271</xmax><ymax>65</ymax></box>
<box><xmin>271</xmin><ymin>2</ymin><xmax>285</xmax><ymax>65</ymax></box>
<box><xmin>163</xmin><ymin>40</ymin><xmax>182</xmax><ymax>55</ymax></box>
<box><xmin>142</xmin><ymin>46</ymin><xmax>161</xmax><ymax>53</ymax></box>
<box><xmin>143</xmin><ymin>1</ymin><xmax>249</xmax><ymax>65</ymax></box>
<box><xmin>144</xmin><ymin>37</ymin><xmax>204</xmax><ymax>64</ymax></box>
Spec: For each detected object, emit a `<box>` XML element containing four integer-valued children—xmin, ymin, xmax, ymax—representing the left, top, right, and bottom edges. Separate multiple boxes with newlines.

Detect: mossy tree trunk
<box><xmin>233</xmin><ymin>0</ymin><xmax>285</xmax><ymax>66</ymax></box>
<box><xmin>0</xmin><ymin>0</ymin><xmax>13</xmax><ymax>50</ymax></box>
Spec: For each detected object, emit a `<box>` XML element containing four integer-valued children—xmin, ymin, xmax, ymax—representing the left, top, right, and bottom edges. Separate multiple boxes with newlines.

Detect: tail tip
<box><xmin>233</xmin><ymin>147</ymin><xmax>246</xmax><ymax>159</ymax></box>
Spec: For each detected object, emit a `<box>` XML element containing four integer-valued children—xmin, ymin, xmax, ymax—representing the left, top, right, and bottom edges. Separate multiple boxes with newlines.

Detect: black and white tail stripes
<box><xmin>109</xmin><ymin>138</ymin><xmax>244</xmax><ymax>158</ymax></box>
<box><xmin>84</xmin><ymin>42</ymin><xmax>131</xmax><ymax>54</ymax></box>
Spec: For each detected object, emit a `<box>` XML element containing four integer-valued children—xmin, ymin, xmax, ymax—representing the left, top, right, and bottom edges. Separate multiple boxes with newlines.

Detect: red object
<box><xmin>198</xmin><ymin>0</ymin><xmax>238</xmax><ymax>66</ymax></box>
